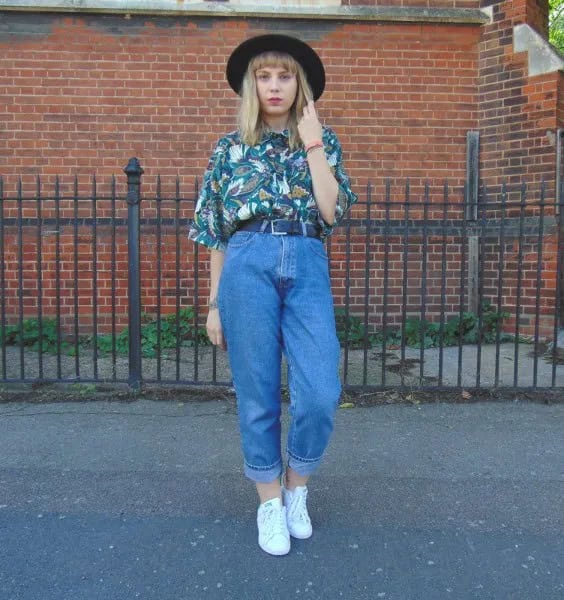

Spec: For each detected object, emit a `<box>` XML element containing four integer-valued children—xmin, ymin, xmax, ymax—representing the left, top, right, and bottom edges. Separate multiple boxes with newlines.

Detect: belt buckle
<box><xmin>270</xmin><ymin>220</ymin><xmax>287</xmax><ymax>235</ymax></box>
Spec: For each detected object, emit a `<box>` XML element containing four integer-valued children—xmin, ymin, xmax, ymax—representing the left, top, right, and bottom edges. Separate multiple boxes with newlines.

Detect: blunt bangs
<box><xmin>249</xmin><ymin>51</ymin><xmax>299</xmax><ymax>74</ymax></box>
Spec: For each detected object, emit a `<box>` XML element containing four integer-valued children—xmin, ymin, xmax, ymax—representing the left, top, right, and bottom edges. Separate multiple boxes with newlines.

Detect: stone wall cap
<box><xmin>0</xmin><ymin>1</ymin><xmax>491</xmax><ymax>24</ymax></box>
<box><xmin>514</xmin><ymin>24</ymin><xmax>564</xmax><ymax>77</ymax></box>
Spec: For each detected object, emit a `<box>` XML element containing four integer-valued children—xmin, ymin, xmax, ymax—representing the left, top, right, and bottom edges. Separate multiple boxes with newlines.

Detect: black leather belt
<box><xmin>237</xmin><ymin>219</ymin><xmax>321</xmax><ymax>239</ymax></box>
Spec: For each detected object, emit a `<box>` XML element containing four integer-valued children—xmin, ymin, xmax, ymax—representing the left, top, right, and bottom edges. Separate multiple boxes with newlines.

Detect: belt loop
<box><xmin>259</xmin><ymin>220</ymin><xmax>269</xmax><ymax>233</ymax></box>
<box><xmin>301</xmin><ymin>222</ymin><xmax>307</xmax><ymax>236</ymax></box>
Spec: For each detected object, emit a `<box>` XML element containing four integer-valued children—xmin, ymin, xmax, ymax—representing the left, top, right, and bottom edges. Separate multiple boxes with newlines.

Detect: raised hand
<box><xmin>297</xmin><ymin>100</ymin><xmax>323</xmax><ymax>147</ymax></box>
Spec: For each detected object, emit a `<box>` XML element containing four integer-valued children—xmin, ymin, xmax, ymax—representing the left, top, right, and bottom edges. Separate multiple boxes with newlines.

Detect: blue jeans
<box><xmin>218</xmin><ymin>231</ymin><xmax>342</xmax><ymax>483</ymax></box>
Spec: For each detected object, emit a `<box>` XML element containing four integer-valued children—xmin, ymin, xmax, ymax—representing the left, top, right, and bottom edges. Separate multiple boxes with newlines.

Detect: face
<box><xmin>255</xmin><ymin>66</ymin><xmax>298</xmax><ymax>122</ymax></box>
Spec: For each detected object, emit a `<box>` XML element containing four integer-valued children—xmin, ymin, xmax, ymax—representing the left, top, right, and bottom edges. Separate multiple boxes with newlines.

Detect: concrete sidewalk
<box><xmin>0</xmin><ymin>399</ymin><xmax>562</xmax><ymax>599</ymax></box>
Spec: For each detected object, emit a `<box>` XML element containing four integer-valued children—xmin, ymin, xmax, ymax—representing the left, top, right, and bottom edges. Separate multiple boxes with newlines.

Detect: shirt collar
<box><xmin>262</xmin><ymin>128</ymin><xmax>290</xmax><ymax>143</ymax></box>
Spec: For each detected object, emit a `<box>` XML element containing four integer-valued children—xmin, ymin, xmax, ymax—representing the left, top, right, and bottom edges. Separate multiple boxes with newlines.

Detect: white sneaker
<box><xmin>282</xmin><ymin>485</ymin><xmax>312</xmax><ymax>539</ymax></box>
<box><xmin>257</xmin><ymin>497</ymin><xmax>291</xmax><ymax>556</ymax></box>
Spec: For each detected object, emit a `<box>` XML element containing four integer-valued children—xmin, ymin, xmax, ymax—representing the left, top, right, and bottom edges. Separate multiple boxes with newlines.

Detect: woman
<box><xmin>189</xmin><ymin>34</ymin><xmax>357</xmax><ymax>556</ymax></box>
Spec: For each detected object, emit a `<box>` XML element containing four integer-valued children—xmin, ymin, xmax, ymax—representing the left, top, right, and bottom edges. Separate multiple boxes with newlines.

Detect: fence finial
<box><xmin>124</xmin><ymin>158</ymin><xmax>144</xmax><ymax>207</ymax></box>
<box><xmin>123</xmin><ymin>157</ymin><xmax>144</xmax><ymax>179</ymax></box>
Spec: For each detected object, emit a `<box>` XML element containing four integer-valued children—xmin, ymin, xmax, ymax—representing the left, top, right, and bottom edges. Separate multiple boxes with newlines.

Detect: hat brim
<box><xmin>226</xmin><ymin>34</ymin><xmax>325</xmax><ymax>101</ymax></box>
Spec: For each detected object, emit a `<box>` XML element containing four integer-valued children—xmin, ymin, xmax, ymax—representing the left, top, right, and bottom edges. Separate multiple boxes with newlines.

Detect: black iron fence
<box><xmin>0</xmin><ymin>159</ymin><xmax>563</xmax><ymax>392</ymax></box>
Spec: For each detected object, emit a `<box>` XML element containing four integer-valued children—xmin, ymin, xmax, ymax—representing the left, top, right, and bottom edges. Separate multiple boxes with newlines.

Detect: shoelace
<box><xmin>259</xmin><ymin>503</ymin><xmax>287</xmax><ymax>540</ymax></box>
<box><xmin>286</xmin><ymin>488</ymin><xmax>310</xmax><ymax>524</ymax></box>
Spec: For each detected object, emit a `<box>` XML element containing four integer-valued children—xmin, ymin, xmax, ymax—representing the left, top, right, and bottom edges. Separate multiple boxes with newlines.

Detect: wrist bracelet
<box><xmin>306</xmin><ymin>145</ymin><xmax>324</xmax><ymax>156</ymax></box>
<box><xmin>305</xmin><ymin>140</ymin><xmax>323</xmax><ymax>153</ymax></box>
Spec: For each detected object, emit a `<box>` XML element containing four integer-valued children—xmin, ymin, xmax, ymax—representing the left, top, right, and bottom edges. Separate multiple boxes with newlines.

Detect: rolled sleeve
<box><xmin>318</xmin><ymin>128</ymin><xmax>358</xmax><ymax>236</ymax></box>
<box><xmin>188</xmin><ymin>140</ymin><xmax>229</xmax><ymax>251</ymax></box>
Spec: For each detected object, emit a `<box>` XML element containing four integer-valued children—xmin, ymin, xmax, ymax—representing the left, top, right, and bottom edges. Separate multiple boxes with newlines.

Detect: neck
<box><xmin>262</xmin><ymin>115</ymin><xmax>289</xmax><ymax>133</ymax></box>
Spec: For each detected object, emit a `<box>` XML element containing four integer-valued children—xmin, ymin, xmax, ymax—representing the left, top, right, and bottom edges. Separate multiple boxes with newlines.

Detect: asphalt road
<box><xmin>0</xmin><ymin>399</ymin><xmax>562</xmax><ymax>600</ymax></box>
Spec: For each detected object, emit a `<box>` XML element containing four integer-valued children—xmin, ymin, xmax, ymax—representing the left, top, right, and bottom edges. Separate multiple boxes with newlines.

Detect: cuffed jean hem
<box><xmin>287</xmin><ymin>452</ymin><xmax>323</xmax><ymax>477</ymax></box>
<box><xmin>244</xmin><ymin>460</ymin><xmax>283</xmax><ymax>484</ymax></box>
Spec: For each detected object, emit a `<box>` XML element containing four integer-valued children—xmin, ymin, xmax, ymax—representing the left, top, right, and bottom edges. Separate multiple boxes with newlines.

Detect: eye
<box><xmin>256</xmin><ymin>73</ymin><xmax>270</xmax><ymax>81</ymax></box>
<box><xmin>280</xmin><ymin>73</ymin><xmax>293</xmax><ymax>81</ymax></box>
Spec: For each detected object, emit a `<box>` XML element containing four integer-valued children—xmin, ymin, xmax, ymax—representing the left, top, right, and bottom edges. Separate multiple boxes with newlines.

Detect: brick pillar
<box><xmin>504</xmin><ymin>0</ymin><xmax>549</xmax><ymax>36</ymax></box>
<box><xmin>479</xmin><ymin>0</ymin><xmax>562</xmax><ymax>336</ymax></box>
<box><xmin>478</xmin><ymin>0</ymin><xmax>557</xmax><ymax>188</ymax></box>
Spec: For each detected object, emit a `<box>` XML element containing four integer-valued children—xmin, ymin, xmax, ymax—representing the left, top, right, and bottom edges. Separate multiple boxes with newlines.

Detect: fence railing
<box><xmin>0</xmin><ymin>159</ymin><xmax>563</xmax><ymax>392</ymax></box>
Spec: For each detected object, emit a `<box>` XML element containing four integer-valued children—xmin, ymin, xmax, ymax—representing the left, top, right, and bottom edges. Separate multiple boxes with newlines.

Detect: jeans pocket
<box><xmin>227</xmin><ymin>231</ymin><xmax>255</xmax><ymax>248</ymax></box>
<box><xmin>306</xmin><ymin>237</ymin><xmax>329</xmax><ymax>260</ymax></box>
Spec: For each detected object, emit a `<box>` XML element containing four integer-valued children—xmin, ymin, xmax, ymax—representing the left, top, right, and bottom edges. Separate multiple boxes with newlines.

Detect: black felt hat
<box><xmin>226</xmin><ymin>34</ymin><xmax>325</xmax><ymax>101</ymax></box>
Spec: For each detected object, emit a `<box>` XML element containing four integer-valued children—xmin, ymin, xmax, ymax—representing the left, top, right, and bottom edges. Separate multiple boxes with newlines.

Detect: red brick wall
<box><xmin>475</xmin><ymin>1</ymin><xmax>560</xmax><ymax>337</ymax></box>
<box><xmin>0</xmin><ymin>14</ymin><xmax>479</xmax><ymax>190</ymax></box>
<box><xmin>0</xmin><ymin>12</ymin><xmax>480</xmax><ymax>328</ymax></box>
<box><xmin>479</xmin><ymin>0</ymin><xmax>555</xmax><ymax>188</ymax></box>
<box><xmin>0</xmin><ymin>4</ymin><xmax>560</xmax><ymax>342</ymax></box>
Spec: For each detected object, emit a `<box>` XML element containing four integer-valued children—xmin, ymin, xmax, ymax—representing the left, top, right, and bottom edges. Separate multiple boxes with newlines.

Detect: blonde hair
<box><xmin>238</xmin><ymin>51</ymin><xmax>314</xmax><ymax>150</ymax></box>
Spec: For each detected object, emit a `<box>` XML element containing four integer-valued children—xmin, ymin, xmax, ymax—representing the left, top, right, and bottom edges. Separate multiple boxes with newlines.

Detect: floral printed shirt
<box><xmin>188</xmin><ymin>126</ymin><xmax>357</xmax><ymax>251</ymax></box>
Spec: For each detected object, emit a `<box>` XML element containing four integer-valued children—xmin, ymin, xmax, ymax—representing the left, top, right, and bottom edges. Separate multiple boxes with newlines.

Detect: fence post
<box><xmin>124</xmin><ymin>157</ymin><xmax>144</xmax><ymax>390</ymax></box>
<box><xmin>557</xmin><ymin>129</ymin><xmax>564</xmax><ymax>326</ymax></box>
<box><xmin>466</xmin><ymin>131</ymin><xmax>480</xmax><ymax>314</ymax></box>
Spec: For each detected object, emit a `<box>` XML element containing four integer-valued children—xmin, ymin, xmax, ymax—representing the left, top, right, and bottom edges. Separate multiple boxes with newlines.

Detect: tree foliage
<box><xmin>550</xmin><ymin>0</ymin><xmax>564</xmax><ymax>53</ymax></box>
